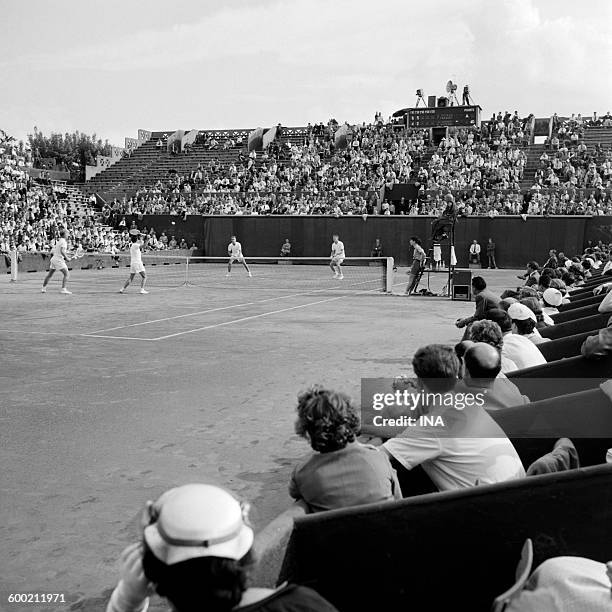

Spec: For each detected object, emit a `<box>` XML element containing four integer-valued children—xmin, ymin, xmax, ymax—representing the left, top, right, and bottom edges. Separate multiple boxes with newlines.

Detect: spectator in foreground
<box><xmin>290</xmin><ymin>386</ymin><xmax>401</xmax><ymax>512</ymax></box>
<box><xmin>486</xmin><ymin>309</ymin><xmax>547</xmax><ymax>370</ymax></box>
<box><xmin>456</xmin><ymin>276</ymin><xmax>501</xmax><ymax>329</ymax></box>
<box><xmin>382</xmin><ymin>344</ymin><xmax>525</xmax><ymax>491</ymax></box>
<box><xmin>505</xmin><ymin>556</ymin><xmax>612</xmax><ymax>611</ymax></box>
<box><xmin>106</xmin><ymin>483</ymin><xmax>338</xmax><ymax>612</ymax></box>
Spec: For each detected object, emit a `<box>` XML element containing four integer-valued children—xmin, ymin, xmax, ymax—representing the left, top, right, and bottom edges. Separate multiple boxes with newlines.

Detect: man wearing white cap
<box><xmin>106</xmin><ymin>483</ymin><xmax>338</xmax><ymax>612</ymax></box>
<box><xmin>541</xmin><ymin>288</ymin><xmax>563</xmax><ymax>316</ymax></box>
<box><xmin>508</xmin><ymin>302</ymin><xmax>550</xmax><ymax>346</ymax></box>
<box><xmin>486</xmin><ymin>309</ymin><xmax>547</xmax><ymax>370</ymax></box>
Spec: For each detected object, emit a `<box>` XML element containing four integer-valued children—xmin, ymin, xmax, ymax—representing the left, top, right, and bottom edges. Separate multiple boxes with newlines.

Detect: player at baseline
<box><xmin>226</xmin><ymin>235</ymin><xmax>252</xmax><ymax>277</ymax></box>
<box><xmin>330</xmin><ymin>234</ymin><xmax>345</xmax><ymax>280</ymax></box>
<box><xmin>119</xmin><ymin>231</ymin><xmax>149</xmax><ymax>294</ymax></box>
<box><xmin>41</xmin><ymin>229</ymin><xmax>73</xmax><ymax>294</ymax></box>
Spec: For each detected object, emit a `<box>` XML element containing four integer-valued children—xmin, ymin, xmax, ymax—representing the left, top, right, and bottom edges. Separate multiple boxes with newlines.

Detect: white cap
<box><xmin>543</xmin><ymin>288</ymin><xmax>563</xmax><ymax>307</ymax></box>
<box><xmin>144</xmin><ymin>484</ymin><xmax>254</xmax><ymax>565</ymax></box>
<box><xmin>508</xmin><ymin>302</ymin><xmax>537</xmax><ymax>323</ymax></box>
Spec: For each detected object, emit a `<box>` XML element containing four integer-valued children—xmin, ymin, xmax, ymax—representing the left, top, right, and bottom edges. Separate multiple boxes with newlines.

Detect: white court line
<box><xmin>0</xmin><ymin>328</ymin><xmax>82</xmax><ymax>337</ymax></box>
<box><xmin>85</xmin><ymin>283</ymin><xmax>374</xmax><ymax>335</ymax></box>
<box><xmin>151</xmin><ymin>296</ymin><xmax>344</xmax><ymax>341</ymax></box>
<box><xmin>80</xmin><ymin>334</ymin><xmax>158</xmax><ymax>341</ymax></box>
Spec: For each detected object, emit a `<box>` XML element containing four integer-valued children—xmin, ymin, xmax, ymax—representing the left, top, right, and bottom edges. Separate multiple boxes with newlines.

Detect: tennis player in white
<box><xmin>226</xmin><ymin>235</ymin><xmax>252</xmax><ymax>277</ymax></box>
<box><xmin>120</xmin><ymin>232</ymin><xmax>149</xmax><ymax>294</ymax></box>
<box><xmin>330</xmin><ymin>234</ymin><xmax>345</xmax><ymax>280</ymax></box>
<box><xmin>42</xmin><ymin>229</ymin><xmax>73</xmax><ymax>294</ymax></box>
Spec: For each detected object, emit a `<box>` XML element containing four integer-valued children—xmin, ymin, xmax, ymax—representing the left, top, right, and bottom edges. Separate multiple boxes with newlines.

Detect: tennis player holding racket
<box><xmin>119</xmin><ymin>230</ymin><xmax>149</xmax><ymax>294</ymax></box>
<box><xmin>41</xmin><ymin>229</ymin><xmax>73</xmax><ymax>294</ymax></box>
<box><xmin>330</xmin><ymin>234</ymin><xmax>345</xmax><ymax>280</ymax></box>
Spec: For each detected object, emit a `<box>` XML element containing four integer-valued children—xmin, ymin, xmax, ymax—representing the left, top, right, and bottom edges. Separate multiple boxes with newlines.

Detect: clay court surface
<box><xmin>1</xmin><ymin>263</ymin><xmax>519</xmax><ymax>610</ymax></box>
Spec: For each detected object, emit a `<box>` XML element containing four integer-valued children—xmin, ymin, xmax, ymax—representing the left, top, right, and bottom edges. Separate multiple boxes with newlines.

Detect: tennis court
<box><xmin>1</xmin><ymin>263</ymin><xmax>518</xmax><ymax>610</ymax></box>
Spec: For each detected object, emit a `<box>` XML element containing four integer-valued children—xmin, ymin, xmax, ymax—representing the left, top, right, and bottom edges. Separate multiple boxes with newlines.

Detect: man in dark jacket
<box><xmin>456</xmin><ymin>276</ymin><xmax>501</xmax><ymax>329</ymax></box>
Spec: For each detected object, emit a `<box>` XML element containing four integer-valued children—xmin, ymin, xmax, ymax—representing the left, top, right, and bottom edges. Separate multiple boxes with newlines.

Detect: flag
<box><xmin>450</xmin><ymin>246</ymin><xmax>457</xmax><ymax>267</ymax></box>
<box><xmin>248</xmin><ymin>128</ymin><xmax>264</xmax><ymax>152</ymax></box>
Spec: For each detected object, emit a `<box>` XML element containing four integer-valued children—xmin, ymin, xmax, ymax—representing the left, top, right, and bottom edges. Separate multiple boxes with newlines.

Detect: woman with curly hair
<box><xmin>290</xmin><ymin>386</ymin><xmax>401</xmax><ymax>513</ymax></box>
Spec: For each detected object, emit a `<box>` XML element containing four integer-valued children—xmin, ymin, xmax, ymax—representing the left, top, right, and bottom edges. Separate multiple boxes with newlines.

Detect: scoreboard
<box><xmin>407</xmin><ymin>105</ymin><xmax>481</xmax><ymax>129</ymax></box>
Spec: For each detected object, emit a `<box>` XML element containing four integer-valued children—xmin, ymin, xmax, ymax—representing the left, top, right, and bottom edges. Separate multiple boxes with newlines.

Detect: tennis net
<box><xmin>10</xmin><ymin>252</ymin><xmax>395</xmax><ymax>294</ymax></box>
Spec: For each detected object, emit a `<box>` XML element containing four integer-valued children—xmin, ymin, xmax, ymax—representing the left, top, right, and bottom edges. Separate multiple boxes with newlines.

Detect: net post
<box><xmin>385</xmin><ymin>257</ymin><xmax>394</xmax><ymax>293</ymax></box>
<box><xmin>10</xmin><ymin>249</ymin><xmax>18</xmax><ymax>282</ymax></box>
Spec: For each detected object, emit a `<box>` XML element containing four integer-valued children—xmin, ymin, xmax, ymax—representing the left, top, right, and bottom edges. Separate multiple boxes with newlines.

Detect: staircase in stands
<box><xmin>80</xmin><ymin>128</ymin><xmax>309</xmax><ymax>202</ymax></box>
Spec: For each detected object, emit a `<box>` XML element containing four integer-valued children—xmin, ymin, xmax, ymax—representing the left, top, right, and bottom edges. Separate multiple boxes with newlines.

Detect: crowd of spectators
<box><xmin>0</xmin><ymin>131</ymin><xmax>95</xmax><ymax>255</ymax></box>
<box><xmin>535</xmin><ymin>140</ymin><xmax>612</xmax><ymax>190</ymax></box>
<box><xmin>423</xmin><ymin>134</ymin><xmax>526</xmax><ymax>191</ymax></box>
<box><xmin>3</xmin><ymin>108</ymin><xmax>612</xmax><ymax>258</ymax></box>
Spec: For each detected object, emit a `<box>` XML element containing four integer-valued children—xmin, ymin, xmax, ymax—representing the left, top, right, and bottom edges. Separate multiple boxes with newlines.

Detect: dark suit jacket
<box><xmin>464</xmin><ymin>288</ymin><xmax>501</xmax><ymax>325</ymax></box>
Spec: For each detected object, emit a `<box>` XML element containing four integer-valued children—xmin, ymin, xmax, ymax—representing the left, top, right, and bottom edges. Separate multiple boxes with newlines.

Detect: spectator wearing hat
<box><xmin>486</xmin><ymin>309</ymin><xmax>547</xmax><ymax>370</ymax></box>
<box><xmin>106</xmin><ymin>483</ymin><xmax>338</xmax><ymax>612</ymax></box>
<box><xmin>456</xmin><ymin>276</ymin><xmax>501</xmax><ymax>329</ymax></box>
<box><xmin>542</xmin><ymin>287</ymin><xmax>563</xmax><ymax>316</ymax></box>
<box><xmin>455</xmin><ymin>342</ymin><xmax>529</xmax><ymax>409</ymax></box>
<box><xmin>290</xmin><ymin>386</ymin><xmax>401</xmax><ymax>512</ymax></box>
<box><xmin>382</xmin><ymin>344</ymin><xmax>525</xmax><ymax>491</ymax></box>
<box><xmin>520</xmin><ymin>297</ymin><xmax>554</xmax><ymax>329</ymax></box>
<box><xmin>508</xmin><ymin>303</ymin><xmax>550</xmax><ymax>345</ymax></box>
<box><xmin>505</xmin><ymin>555</ymin><xmax>612</xmax><ymax>612</ymax></box>
<box><xmin>548</xmin><ymin>278</ymin><xmax>569</xmax><ymax>302</ymax></box>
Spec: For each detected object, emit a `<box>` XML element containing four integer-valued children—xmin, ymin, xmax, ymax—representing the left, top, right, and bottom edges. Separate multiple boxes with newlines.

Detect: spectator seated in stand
<box><xmin>455</xmin><ymin>276</ymin><xmax>501</xmax><ymax>330</ymax></box>
<box><xmin>290</xmin><ymin>386</ymin><xmax>401</xmax><ymax>512</ymax></box>
<box><xmin>467</xmin><ymin>319</ymin><xmax>519</xmax><ymax>374</ymax></box>
<box><xmin>381</xmin><ymin>344</ymin><xmax>525</xmax><ymax>491</ymax></box>
<box><xmin>455</xmin><ymin>342</ymin><xmax>529</xmax><ymax>409</ymax></box>
<box><xmin>105</xmin><ymin>483</ymin><xmax>338</xmax><ymax>612</ymax></box>
<box><xmin>486</xmin><ymin>309</ymin><xmax>547</xmax><ymax>370</ymax></box>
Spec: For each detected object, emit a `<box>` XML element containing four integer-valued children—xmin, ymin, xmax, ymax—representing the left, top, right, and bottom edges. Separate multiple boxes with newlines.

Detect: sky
<box><xmin>1</xmin><ymin>0</ymin><xmax>611</xmax><ymax>147</ymax></box>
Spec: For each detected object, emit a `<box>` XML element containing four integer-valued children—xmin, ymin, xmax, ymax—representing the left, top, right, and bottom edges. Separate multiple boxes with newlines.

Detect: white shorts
<box><xmin>229</xmin><ymin>256</ymin><xmax>245</xmax><ymax>264</ymax></box>
<box><xmin>331</xmin><ymin>257</ymin><xmax>344</xmax><ymax>266</ymax></box>
<box><xmin>50</xmin><ymin>256</ymin><xmax>68</xmax><ymax>272</ymax></box>
<box><xmin>130</xmin><ymin>262</ymin><xmax>146</xmax><ymax>274</ymax></box>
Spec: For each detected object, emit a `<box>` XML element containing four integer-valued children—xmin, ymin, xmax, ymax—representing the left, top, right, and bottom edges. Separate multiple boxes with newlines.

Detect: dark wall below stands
<box><xmin>126</xmin><ymin>215</ymin><xmax>612</xmax><ymax>268</ymax></box>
